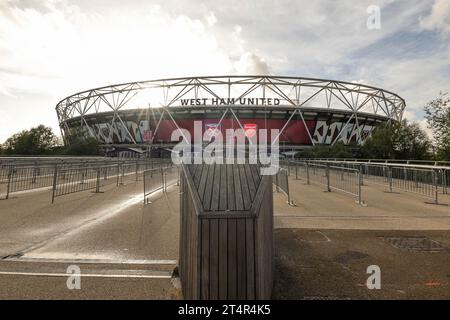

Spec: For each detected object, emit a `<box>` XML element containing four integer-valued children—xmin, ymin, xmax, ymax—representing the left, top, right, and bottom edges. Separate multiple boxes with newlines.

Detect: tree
<box><xmin>359</xmin><ymin>121</ymin><xmax>432</xmax><ymax>160</ymax></box>
<box><xmin>358</xmin><ymin>124</ymin><xmax>395</xmax><ymax>159</ymax></box>
<box><xmin>64</xmin><ymin>137</ymin><xmax>101</xmax><ymax>155</ymax></box>
<box><xmin>299</xmin><ymin>142</ymin><xmax>354</xmax><ymax>158</ymax></box>
<box><xmin>3</xmin><ymin>125</ymin><xmax>59</xmax><ymax>155</ymax></box>
<box><xmin>424</xmin><ymin>92</ymin><xmax>450</xmax><ymax>160</ymax></box>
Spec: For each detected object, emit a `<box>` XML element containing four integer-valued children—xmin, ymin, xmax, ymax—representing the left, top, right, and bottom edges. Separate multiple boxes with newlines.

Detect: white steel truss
<box><xmin>55</xmin><ymin>75</ymin><xmax>406</xmax><ymax>146</ymax></box>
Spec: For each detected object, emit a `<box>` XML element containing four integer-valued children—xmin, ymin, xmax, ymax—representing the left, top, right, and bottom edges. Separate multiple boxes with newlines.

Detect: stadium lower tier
<box><xmin>64</xmin><ymin>115</ymin><xmax>385</xmax><ymax>146</ymax></box>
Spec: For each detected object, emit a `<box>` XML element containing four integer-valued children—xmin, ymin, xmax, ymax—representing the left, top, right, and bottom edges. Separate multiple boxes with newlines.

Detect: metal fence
<box><xmin>0</xmin><ymin>157</ymin><xmax>180</xmax><ymax>204</ymax></box>
<box><xmin>289</xmin><ymin>160</ymin><xmax>365</xmax><ymax>205</ymax></box>
<box><xmin>302</xmin><ymin>158</ymin><xmax>450</xmax><ymax>167</ymax></box>
<box><xmin>295</xmin><ymin>160</ymin><xmax>448</xmax><ymax>205</ymax></box>
<box><xmin>52</xmin><ymin>166</ymin><xmax>102</xmax><ymax>203</ymax></box>
<box><xmin>143</xmin><ymin>166</ymin><xmax>180</xmax><ymax>204</ymax></box>
<box><xmin>143</xmin><ymin>168</ymin><xmax>165</xmax><ymax>203</ymax></box>
<box><xmin>274</xmin><ymin>168</ymin><xmax>294</xmax><ymax>205</ymax></box>
<box><xmin>4</xmin><ymin>165</ymin><xmax>56</xmax><ymax>199</ymax></box>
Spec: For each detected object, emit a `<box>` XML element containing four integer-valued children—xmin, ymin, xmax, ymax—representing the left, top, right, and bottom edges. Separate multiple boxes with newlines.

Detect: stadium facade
<box><xmin>55</xmin><ymin>76</ymin><xmax>405</xmax><ymax>152</ymax></box>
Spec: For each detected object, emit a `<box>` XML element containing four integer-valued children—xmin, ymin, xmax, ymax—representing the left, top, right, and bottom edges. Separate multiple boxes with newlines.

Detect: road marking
<box><xmin>3</xmin><ymin>257</ymin><xmax>178</xmax><ymax>265</ymax></box>
<box><xmin>0</xmin><ymin>271</ymin><xmax>173</xmax><ymax>279</ymax></box>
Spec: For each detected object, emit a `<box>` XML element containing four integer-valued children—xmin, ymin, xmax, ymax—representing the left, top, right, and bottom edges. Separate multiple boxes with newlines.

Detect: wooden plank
<box><xmin>199</xmin><ymin>211</ymin><xmax>255</xmax><ymax>219</ymax></box>
<box><xmin>197</xmin><ymin>165</ymin><xmax>209</xmax><ymax>198</ymax></box>
<box><xmin>227</xmin><ymin>219</ymin><xmax>237</xmax><ymax>299</ymax></box>
<box><xmin>250</xmin><ymin>176</ymin><xmax>271</xmax><ymax>215</ymax></box>
<box><xmin>236</xmin><ymin>219</ymin><xmax>247</xmax><ymax>299</ymax></box>
<box><xmin>210</xmin><ymin>164</ymin><xmax>221</xmax><ymax>211</ymax></box>
<box><xmin>203</xmin><ymin>164</ymin><xmax>215</xmax><ymax>211</ymax></box>
<box><xmin>195</xmin><ymin>208</ymin><xmax>201</xmax><ymax>299</ymax></box>
<box><xmin>246</xmin><ymin>218</ymin><xmax>255</xmax><ymax>299</ymax></box>
<box><xmin>250</xmin><ymin>164</ymin><xmax>261</xmax><ymax>187</ymax></box>
<box><xmin>226</xmin><ymin>165</ymin><xmax>235</xmax><ymax>211</ymax></box>
<box><xmin>193</xmin><ymin>164</ymin><xmax>202</xmax><ymax>188</ymax></box>
<box><xmin>209</xmin><ymin>219</ymin><xmax>219</xmax><ymax>299</ymax></box>
<box><xmin>179</xmin><ymin>176</ymin><xmax>186</xmax><ymax>292</ymax></box>
<box><xmin>218</xmin><ymin>219</ymin><xmax>228</xmax><ymax>299</ymax></box>
<box><xmin>219</xmin><ymin>165</ymin><xmax>227</xmax><ymax>211</ymax></box>
<box><xmin>239</xmin><ymin>165</ymin><xmax>251</xmax><ymax>210</ymax></box>
<box><xmin>201</xmin><ymin>219</ymin><xmax>210</xmax><ymax>299</ymax></box>
<box><xmin>233</xmin><ymin>165</ymin><xmax>244</xmax><ymax>210</ymax></box>
<box><xmin>189</xmin><ymin>164</ymin><xmax>196</xmax><ymax>176</ymax></box>
<box><xmin>182</xmin><ymin>165</ymin><xmax>204</xmax><ymax>216</ymax></box>
<box><xmin>244</xmin><ymin>166</ymin><xmax>256</xmax><ymax>202</ymax></box>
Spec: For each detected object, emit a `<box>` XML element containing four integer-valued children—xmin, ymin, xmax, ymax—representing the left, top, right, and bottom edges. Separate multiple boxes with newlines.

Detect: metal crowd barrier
<box><xmin>303</xmin><ymin>158</ymin><xmax>450</xmax><ymax>167</ymax></box>
<box><xmin>3</xmin><ymin>165</ymin><xmax>55</xmax><ymax>199</ymax></box>
<box><xmin>362</xmin><ymin>165</ymin><xmax>443</xmax><ymax>204</ymax></box>
<box><xmin>274</xmin><ymin>168</ymin><xmax>294</xmax><ymax>205</ymax></box>
<box><xmin>302</xmin><ymin>160</ymin><xmax>448</xmax><ymax>205</ymax></box>
<box><xmin>288</xmin><ymin>160</ymin><xmax>365</xmax><ymax>205</ymax></box>
<box><xmin>143</xmin><ymin>166</ymin><xmax>180</xmax><ymax>204</ymax></box>
<box><xmin>143</xmin><ymin>168</ymin><xmax>165</xmax><ymax>203</ymax></box>
<box><xmin>0</xmin><ymin>157</ymin><xmax>178</xmax><ymax>203</ymax></box>
<box><xmin>52</xmin><ymin>166</ymin><xmax>101</xmax><ymax>203</ymax></box>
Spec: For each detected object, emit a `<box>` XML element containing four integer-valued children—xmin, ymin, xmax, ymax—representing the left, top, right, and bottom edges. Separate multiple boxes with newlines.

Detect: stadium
<box><xmin>55</xmin><ymin>76</ymin><xmax>406</xmax><ymax>155</ymax></box>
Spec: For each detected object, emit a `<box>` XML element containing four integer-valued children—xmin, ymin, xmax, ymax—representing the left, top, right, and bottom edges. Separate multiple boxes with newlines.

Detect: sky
<box><xmin>0</xmin><ymin>0</ymin><xmax>449</xmax><ymax>143</ymax></box>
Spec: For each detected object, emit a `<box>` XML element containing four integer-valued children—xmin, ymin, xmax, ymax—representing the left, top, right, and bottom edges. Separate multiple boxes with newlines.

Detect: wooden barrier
<box><xmin>179</xmin><ymin>163</ymin><xmax>273</xmax><ymax>300</ymax></box>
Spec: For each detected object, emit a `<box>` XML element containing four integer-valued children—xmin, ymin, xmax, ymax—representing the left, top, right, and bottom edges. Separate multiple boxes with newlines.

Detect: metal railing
<box><xmin>274</xmin><ymin>168</ymin><xmax>294</xmax><ymax>205</ymax></box>
<box><xmin>143</xmin><ymin>168</ymin><xmax>165</xmax><ymax>204</ymax></box>
<box><xmin>288</xmin><ymin>160</ymin><xmax>365</xmax><ymax>205</ymax></box>
<box><xmin>303</xmin><ymin>158</ymin><xmax>450</xmax><ymax>167</ymax></box>
<box><xmin>52</xmin><ymin>166</ymin><xmax>102</xmax><ymax>203</ymax></box>
<box><xmin>295</xmin><ymin>160</ymin><xmax>448</xmax><ymax>205</ymax></box>
<box><xmin>143</xmin><ymin>166</ymin><xmax>180</xmax><ymax>204</ymax></box>
<box><xmin>0</xmin><ymin>158</ymin><xmax>175</xmax><ymax>201</ymax></box>
<box><xmin>4</xmin><ymin>165</ymin><xmax>56</xmax><ymax>199</ymax></box>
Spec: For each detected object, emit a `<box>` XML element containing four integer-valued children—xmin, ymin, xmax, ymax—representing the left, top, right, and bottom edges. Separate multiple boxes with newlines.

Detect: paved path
<box><xmin>275</xmin><ymin>176</ymin><xmax>450</xmax><ymax>230</ymax></box>
<box><xmin>1</xmin><ymin>172</ymin><xmax>450</xmax><ymax>299</ymax></box>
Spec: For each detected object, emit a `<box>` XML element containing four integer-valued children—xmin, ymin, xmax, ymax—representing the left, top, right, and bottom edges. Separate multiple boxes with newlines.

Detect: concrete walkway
<box><xmin>275</xmin><ymin>176</ymin><xmax>450</xmax><ymax>230</ymax></box>
<box><xmin>1</xmin><ymin>173</ymin><xmax>450</xmax><ymax>299</ymax></box>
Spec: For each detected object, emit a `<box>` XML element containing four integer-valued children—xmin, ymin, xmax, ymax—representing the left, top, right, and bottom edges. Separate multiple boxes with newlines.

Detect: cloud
<box><xmin>206</xmin><ymin>11</ymin><xmax>218</xmax><ymax>26</ymax></box>
<box><xmin>420</xmin><ymin>0</ymin><xmax>450</xmax><ymax>37</ymax></box>
<box><xmin>0</xmin><ymin>1</ymin><xmax>237</xmax><ymax>94</ymax></box>
<box><xmin>0</xmin><ymin>0</ymin><xmax>241</xmax><ymax>141</ymax></box>
<box><xmin>0</xmin><ymin>0</ymin><xmax>449</xmax><ymax>143</ymax></box>
<box><xmin>234</xmin><ymin>52</ymin><xmax>271</xmax><ymax>75</ymax></box>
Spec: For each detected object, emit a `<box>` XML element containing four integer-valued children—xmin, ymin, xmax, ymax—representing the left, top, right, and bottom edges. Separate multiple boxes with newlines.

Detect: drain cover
<box><xmin>384</xmin><ymin>237</ymin><xmax>446</xmax><ymax>252</ymax></box>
